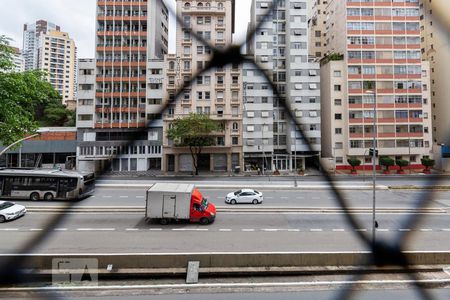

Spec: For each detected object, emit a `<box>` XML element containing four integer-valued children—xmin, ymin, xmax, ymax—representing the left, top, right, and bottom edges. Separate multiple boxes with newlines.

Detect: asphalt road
<box><xmin>7</xmin><ymin>187</ymin><xmax>450</xmax><ymax>209</ymax></box>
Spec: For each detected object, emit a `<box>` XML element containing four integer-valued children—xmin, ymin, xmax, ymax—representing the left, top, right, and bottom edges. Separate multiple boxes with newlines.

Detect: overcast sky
<box><xmin>0</xmin><ymin>0</ymin><xmax>252</xmax><ymax>58</ymax></box>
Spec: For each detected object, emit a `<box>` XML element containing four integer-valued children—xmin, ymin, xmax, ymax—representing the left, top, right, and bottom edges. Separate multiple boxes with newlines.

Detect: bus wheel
<box><xmin>30</xmin><ymin>193</ymin><xmax>40</xmax><ymax>201</ymax></box>
<box><xmin>44</xmin><ymin>193</ymin><xmax>54</xmax><ymax>201</ymax></box>
<box><xmin>200</xmin><ymin>218</ymin><xmax>210</xmax><ymax>225</ymax></box>
<box><xmin>159</xmin><ymin>219</ymin><xmax>168</xmax><ymax>225</ymax></box>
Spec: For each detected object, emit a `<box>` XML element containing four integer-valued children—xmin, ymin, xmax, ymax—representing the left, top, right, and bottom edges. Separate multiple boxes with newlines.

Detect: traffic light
<box><xmin>369</xmin><ymin>148</ymin><xmax>379</xmax><ymax>157</ymax></box>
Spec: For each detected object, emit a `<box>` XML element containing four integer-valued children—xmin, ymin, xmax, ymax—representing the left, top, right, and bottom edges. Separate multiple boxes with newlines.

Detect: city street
<box><xmin>0</xmin><ymin>187</ymin><xmax>448</xmax><ymax>254</ymax></box>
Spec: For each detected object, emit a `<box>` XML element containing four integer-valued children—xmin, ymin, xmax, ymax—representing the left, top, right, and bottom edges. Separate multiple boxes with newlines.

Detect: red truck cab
<box><xmin>190</xmin><ymin>188</ymin><xmax>216</xmax><ymax>224</ymax></box>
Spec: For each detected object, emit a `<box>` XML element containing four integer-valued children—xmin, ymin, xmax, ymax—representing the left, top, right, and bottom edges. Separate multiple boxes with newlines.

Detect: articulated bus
<box><xmin>0</xmin><ymin>168</ymin><xmax>95</xmax><ymax>201</ymax></box>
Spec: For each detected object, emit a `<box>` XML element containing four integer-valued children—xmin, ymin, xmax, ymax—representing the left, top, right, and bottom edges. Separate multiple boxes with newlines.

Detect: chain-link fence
<box><xmin>0</xmin><ymin>0</ymin><xmax>449</xmax><ymax>299</ymax></box>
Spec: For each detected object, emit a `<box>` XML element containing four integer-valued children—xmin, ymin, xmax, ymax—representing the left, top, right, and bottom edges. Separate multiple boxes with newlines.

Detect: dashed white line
<box><xmin>398</xmin><ymin>229</ymin><xmax>411</xmax><ymax>232</ymax></box>
<box><xmin>242</xmin><ymin>229</ymin><xmax>255</xmax><ymax>232</ymax></box>
<box><xmin>125</xmin><ymin>228</ymin><xmax>139</xmax><ymax>231</ymax></box>
<box><xmin>420</xmin><ymin>228</ymin><xmax>432</xmax><ymax>232</ymax></box>
<box><xmin>332</xmin><ymin>229</ymin><xmax>345</xmax><ymax>232</ymax></box>
<box><xmin>262</xmin><ymin>229</ymin><xmax>279</xmax><ymax>232</ymax></box>
<box><xmin>0</xmin><ymin>228</ymin><xmax>18</xmax><ymax>231</ymax></box>
<box><xmin>149</xmin><ymin>228</ymin><xmax>162</xmax><ymax>231</ymax></box>
<box><xmin>442</xmin><ymin>229</ymin><xmax>450</xmax><ymax>232</ymax></box>
<box><xmin>219</xmin><ymin>229</ymin><xmax>232</xmax><ymax>232</ymax></box>
<box><xmin>288</xmin><ymin>229</ymin><xmax>300</xmax><ymax>232</ymax></box>
<box><xmin>119</xmin><ymin>196</ymin><xmax>129</xmax><ymax>198</ymax></box>
<box><xmin>377</xmin><ymin>229</ymin><xmax>389</xmax><ymax>232</ymax></box>
<box><xmin>355</xmin><ymin>229</ymin><xmax>367</xmax><ymax>232</ymax></box>
<box><xmin>310</xmin><ymin>229</ymin><xmax>323</xmax><ymax>232</ymax></box>
<box><xmin>76</xmin><ymin>228</ymin><xmax>116</xmax><ymax>231</ymax></box>
<box><xmin>29</xmin><ymin>228</ymin><xmax>43</xmax><ymax>231</ymax></box>
<box><xmin>54</xmin><ymin>228</ymin><xmax>67</xmax><ymax>231</ymax></box>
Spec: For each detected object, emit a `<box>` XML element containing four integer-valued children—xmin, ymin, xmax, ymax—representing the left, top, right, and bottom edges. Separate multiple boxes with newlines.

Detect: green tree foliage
<box><xmin>379</xmin><ymin>156</ymin><xmax>395</xmax><ymax>172</ymax></box>
<box><xmin>395</xmin><ymin>159</ymin><xmax>409</xmax><ymax>170</ymax></box>
<box><xmin>0</xmin><ymin>35</ymin><xmax>74</xmax><ymax>146</ymax></box>
<box><xmin>421</xmin><ymin>156</ymin><xmax>435</xmax><ymax>171</ymax></box>
<box><xmin>167</xmin><ymin>113</ymin><xmax>219</xmax><ymax>175</ymax></box>
<box><xmin>347</xmin><ymin>157</ymin><xmax>361</xmax><ymax>173</ymax></box>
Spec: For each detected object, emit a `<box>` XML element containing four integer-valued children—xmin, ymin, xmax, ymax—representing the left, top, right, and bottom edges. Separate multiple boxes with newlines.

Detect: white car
<box><xmin>225</xmin><ymin>189</ymin><xmax>263</xmax><ymax>204</ymax></box>
<box><xmin>0</xmin><ymin>201</ymin><xmax>27</xmax><ymax>223</ymax></box>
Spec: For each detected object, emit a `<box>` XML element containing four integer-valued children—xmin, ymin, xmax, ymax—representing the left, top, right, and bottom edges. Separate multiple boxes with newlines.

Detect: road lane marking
<box><xmin>288</xmin><ymin>229</ymin><xmax>300</xmax><ymax>232</ymax></box>
<box><xmin>29</xmin><ymin>228</ymin><xmax>43</xmax><ymax>231</ymax></box>
<box><xmin>376</xmin><ymin>229</ymin><xmax>389</xmax><ymax>232</ymax></box>
<box><xmin>125</xmin><ymin>228</ymin><xmax>139</xmax><ymax>231</ymax></box>
<box><xmin>332</xmin><ymin>229</ymin><xmax>345</xmax><ymax>232</ymax></box>
<box><xmin>54</xmin><ymin>228</ymin><xmax>67</xmax><ymax>231</ymax></box>
<box><xmin>149</xmin><ymin>228</ymin><xmax>162</xmax><ymax>231</ymax></box>
<box><xmin>398</xmin><ymin>229</ymin><xmax>411</xmax><ymax>232</ymax></box>
<box><xmin>442</xmin><ymin>229</ymin><xmax>450</xmax><ymax>232</ymax></box>
<box><xmin>310</xmin><ymin>229</ymin><xmax>323</xmax><ymax>232</ymax></box>
<box><xmin>419</xmin><ymin>229</ymin><xmax>432</xmax><ymax>232</ymax></box>
<box><xmin>0</xmin><ymin>228</ymin><xmax>18</xmax><ymax>231</ymax></box>
<box><xmin>242</xmin><ymin>229</ymin><xmax>255</xmax><ymax>232</ymax></box>
<box><xmin>76</xmin><ymin>228</ymin><xmax>116</xmax><ymax>231</ymax></box>
<box><xmin>219</xmin><ymin>229</ymin><xmax>232</xmax><ymax>232</ymax></box>
<box><xmin>355</xmin><ymin>229</ymin><xmax>367</xmax><ymax>232</ymax></box>
<box><xmin>262</xmin><ymin>229</ymin><xmax>279</xmax><ymax>232</ymax></box>
<box><xmin>119</xmin><ymin>196</ymin><xmax>129</xmax><ymax>198</ymax></box>
<box><xmin>172</xmin><ymin>228</ymin><xmax>208</xmax><ymax>231</ymax></box>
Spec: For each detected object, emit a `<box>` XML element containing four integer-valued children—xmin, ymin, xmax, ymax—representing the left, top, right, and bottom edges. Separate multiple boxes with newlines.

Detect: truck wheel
<box><xmin>200</xmin><ymin>218</ymin><xmax>210</xmax><ymax>225</ymax></box>
<box><xmin>252</xmin><ymin>199</ymin><xmax>259</xmax><ymax>204</ymax></box>
<box><xmin>230</xmin><ymin>199</ymin><xmax>237</xmax><ymax>205</ymax></box>
<box><xmin>159</xmin><ymin>219</ymin><xmax>168</xmax><ymax>225</ymax></box>
<box><xmin>30</xmin><ymin>192</ymin><xmax>40</xmax><ymax>201</ymax></box>
<box><xmin>44</xmin><ymin>193</ymin><xmax>54</xmax><ymax>201</ymax></box>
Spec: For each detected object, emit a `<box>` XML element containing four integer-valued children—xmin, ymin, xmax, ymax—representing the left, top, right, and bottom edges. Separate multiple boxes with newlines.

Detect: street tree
<box><xmin>379</xmin><ymin>156</ymin><xmax>395</xmax><ymax>174</ymax></box>
<box><xmin>421</xmin><ymin>156</ymin><xmax>435</xmax><ymax>174</ymax></box>
<box><xmin>395</xmin><ymin>159</ymin><xmax>409</xmax><ymax>174</ymax></box>
<box><xmin>347</xmin><ymin>157</ymin><xmax>361</xmax><ymax>174</ymax></box>
<box><xmin>0</xmin><ymin>35</ymin><xmax>74</xmax><ymax>146</ymax></box>
<box><xmin>167</xmin><ymin>113</ymin><xmax>219</xmax><ymax>175</ymax></box>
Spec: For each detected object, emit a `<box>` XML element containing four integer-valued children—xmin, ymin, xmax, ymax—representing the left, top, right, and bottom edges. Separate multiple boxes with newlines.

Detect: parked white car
<box><xmin>225</xmin><ymin>189</ymin><xmax>263</xmax><ymax>204</ymax></box>
<box><xmin>0</xmin><ymin>201</ymin><xmax>26</xmax><ymax>223</ymax></box>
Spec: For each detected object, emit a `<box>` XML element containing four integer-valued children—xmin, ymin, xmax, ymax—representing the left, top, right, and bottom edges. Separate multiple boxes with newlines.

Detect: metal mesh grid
<box><xmin>0</xmin><ymin>0</ymin><xmax>448</xmax><ymax>299</ymax></box>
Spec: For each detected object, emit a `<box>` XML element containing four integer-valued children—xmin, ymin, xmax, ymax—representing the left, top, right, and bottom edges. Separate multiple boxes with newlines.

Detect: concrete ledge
<box><xmin>2</xmin><ymin>251</ymin><xmax>449</xmax><ymax>271</ymax></box>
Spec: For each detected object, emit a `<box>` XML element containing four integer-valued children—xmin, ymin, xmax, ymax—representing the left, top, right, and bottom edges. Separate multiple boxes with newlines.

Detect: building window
<box><xmin>335</xmin><ymin>128</ymin><xmax>342</xmax><ymax>134</ymax></box>
<box><xmin>334</xmin><ymin>85</ymin><xmax>341</xmax><ymax>91</ymax></box>
<box><xmin>232</xmin><ymin>137</ymin><xmax>239</xmax><ymax>145</ymax></box>
<box><xmin>335</xmin><ymin>113</ymin><xmax>342</xmax><ymax>120</ymax></box>
<box><xmin>334</xmin><ymin>99</ymin><xmax>342</xmax><ymax>106</ymax></box>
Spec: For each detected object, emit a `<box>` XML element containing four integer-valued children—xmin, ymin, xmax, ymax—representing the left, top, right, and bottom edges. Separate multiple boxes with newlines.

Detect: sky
<box><xmin>0</xmin><ymin>0</ymin><xmax>252</xmax><ymax>58</ymax></box>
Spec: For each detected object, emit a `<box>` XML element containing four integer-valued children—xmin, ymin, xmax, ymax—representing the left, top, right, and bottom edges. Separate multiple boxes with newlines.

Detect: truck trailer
<box><xmin>145</xmin><ymin>183</ymin><xmax>216</xmax><ymax>225</ymax></box>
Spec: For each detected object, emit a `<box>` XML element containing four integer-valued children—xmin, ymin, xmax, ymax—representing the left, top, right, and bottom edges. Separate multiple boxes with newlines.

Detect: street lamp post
<box><xmin>294</xmin><ymin>110</ymin><xmax>298</xmax><ymax>187</ymax></box>
<box><xmin>366</xmin><ymin>90</ymin><xmax>377</xmax><ymax>246</ymax></box>
<box><xmin>0</xmin><ymin>129</ymin><xmax>48</xmax><ymax>167</ymax></box>
<box><xmin>262</xmin><ymin>122</ymin><xmax>265</xmax><ymax>176</ymax></box>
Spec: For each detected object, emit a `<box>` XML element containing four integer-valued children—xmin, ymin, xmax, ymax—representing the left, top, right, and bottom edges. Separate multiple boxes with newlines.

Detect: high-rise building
<box><xmin>420</xmin><ymin>0</ymin><xmax>450</xmax><ymax>171</ymax></box>
<box><xmin>76</xmin><ymin>0</ymin><xmax>168</xmax><ymax>173</ymax></box>
<box><xmin>161</xmin><ymin>0</ymin><xmax>243</xmax><ymax>174</ymax></box>
<box><xmin>23</xmin><ymin>20</ymin><xmax>60</xmax><ymax>71</ymax></box>
<box><xmin>319</xmin><ymin>0</ymin><xmax>432</xmax><ymax>172</ymax></box>
<box><xmin>243</xmin><ymin>0</ymin><xmax>321</xmax><ymax>173</ymax></box>
<box><xmin>38</xmin><ymin>30</ymin><xmax>77</xmax><ymax>106</ymax></box>
<box><xmin>308</xmin><ymin>0</ymin><xmax>328</xmax><ymax>59</ymax></box>
<box><xmin>10</xmin><ymin>47</ymin><xmax>24</xmax><ymax>73</ymax></box>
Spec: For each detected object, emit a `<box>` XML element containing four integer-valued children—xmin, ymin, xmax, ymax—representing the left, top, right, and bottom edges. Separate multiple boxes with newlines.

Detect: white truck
<box><xmin>145</xmin><ymin>183</ymin><xmax>216</xmax><ymax>225</ymax></box>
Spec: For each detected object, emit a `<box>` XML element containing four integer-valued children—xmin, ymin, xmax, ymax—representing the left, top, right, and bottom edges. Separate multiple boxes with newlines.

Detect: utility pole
<box><xmin>367</xmin><ymin>90</ymin><xmax>377</xmax><ymax>247</ymax></box>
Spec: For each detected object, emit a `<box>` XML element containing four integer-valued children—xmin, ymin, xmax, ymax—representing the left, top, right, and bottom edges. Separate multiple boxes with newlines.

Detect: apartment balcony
<box><xmin>95</xmin><ymin>76</ymin><xmax>146</xmax><ymax>83</ymax></box>
<box><xmin>95</xmin><ymin>91</ymin><xmax>146</xmax><ymax>98</ymax></box>
<box><xmin>98</xmin><ymin>1</ymin><xmax>148</xmax><ymax>7</ymax></box>
<box><xmin>97</xmin><ymin>31</ymin><xmax>147</xmax><ymax>37</ymax></box>
<box><xmin>95</xmin><ymin>121</ymin><xmax>146</xmax><ymax>129</ymax></box>
<box><xmin>96</xmin><ymin>60</ymin><xmax>146</xmax><ymax>67</ymax></box>
<box><xmin>181</xmin><ymin>5</ymin><xmax>226</xmax><ymax>15</ymax></box>
<box><xmin>96</xmin><ymin>46</ymin><xmax>147</xmax><ymax>52</ymax></box>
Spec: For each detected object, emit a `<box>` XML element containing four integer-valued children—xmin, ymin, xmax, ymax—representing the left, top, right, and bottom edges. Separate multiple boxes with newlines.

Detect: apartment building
<box><xmin>9</xmin><ymin>47</ymin><xmax>24</xmax><ymax>73</ymax></box>
<box><xmin>308</xmin><ymin>0</ymin><xmax>328</xmax><ymax>59</ymax></box>
<box><xmin>161</xmin><ymin>0</ymin><xmax>243</xmax><ymax>173</ymax></box>
<box><xmin>244</xmin><ymin>0</ymin><xmax>321</xmax><ymax>172</ymax></box>
<box><xmin>420</xmin><ymin>0</ymin><xmax>450</xmax><ymax>171</ymax></box>
<box><xmin>37</xmin><ymin>30</ymin><xmax>77</xmax><ymax>106</ymax></box>
<box><xmin>23</xmin><ymin>20</ymin><xmax>60</xmax><ymax>71</ymax></box>
<box><xmin>320</xmin><ymin>0</ymin><xmax>432</xmax><ymax>171</ymax></box>
<box><xmin>76</xmin><ymin>0</ymin><xmax>168</xmax><ymax>173</ymax></box>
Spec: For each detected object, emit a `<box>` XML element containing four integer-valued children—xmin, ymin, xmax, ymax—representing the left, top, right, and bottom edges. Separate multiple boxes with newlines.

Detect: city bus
<box><xmin>0</xmin><ymin>168</ymin><xmax>95</xmax><ymax>201</ymax></box>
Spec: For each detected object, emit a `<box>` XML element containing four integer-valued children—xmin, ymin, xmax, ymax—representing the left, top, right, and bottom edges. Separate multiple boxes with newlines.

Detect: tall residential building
<box><xmin>308</xmin><ymin>0</ymin><xmax>328</xmax><ymax>59</ymax></box>
<box><xmin>244</xmin><ymin>0</ymin><xmax>321</xmax><ymax>173</ymax></box>
<box><xmin>161</xmin><ymin>0</ymin><xmax>243</xmax><ymax>173</ymax></box>
<box><xmin>420</xmin><ymin>0</ymin><xmax>450</xmax><ymax>171</ymax></box>
<box><xmin>320</xmin><ymin>0</ymin><xmax>432</xmax><ymax>171</ymax></box>
<box><xmin>10</xmin><ymin>47</ymin><xmax>24</xmax><ymax>72</ymax></box>
<box><xmin>23</xmin><ymin>20</ymin><xmax>60</xmax><ymax>71</ymax></box>
<box><xmin>38</xmin><ymin>30</ymin><xmax>77</xmax><ymax>106</ymax></box>
<box><xmin>76</xmin><ymin>0</ymin><xmax>168</xmax><ymax>173</ymax></box>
